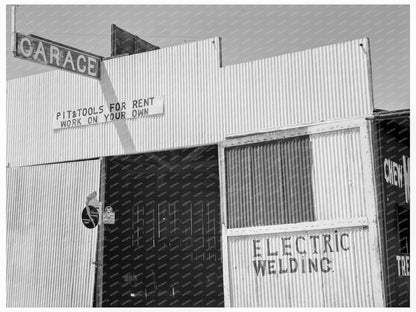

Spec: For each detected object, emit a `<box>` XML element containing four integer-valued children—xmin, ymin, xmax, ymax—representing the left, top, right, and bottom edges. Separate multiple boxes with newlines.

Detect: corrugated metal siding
<box><xmin>225</xmin><ymin>127</ymin><xmax>364</xmax><ymax>227</ymax></box>
<box><xmin>223</xmin><ymin>125</ymin><xmax>377</xmax><ymax>307</ymax></box>
<box><xmin>7</xmin><ymin>37</ymin><xmax>222</xmax><ymax>167</ymax></box>
<box><xmin>311</xmin><ymin>127</ymin><xmax>366</xmax><ymax>220</ymax></box>
<box><xmin>221</xmin><ymin>38</ymin><xmax>372</xmax><ymax>136</ymax></box>
<box><xmin>226</xmin><ymin>136</ymin><xmax>314</xmax><ymax>228</ymax></box>
<box><xmin>7</xmin><ymin>38</ymin><xmax>372</xmax><ymax>167</ymax></box>
<box><xmin>228</xmin><ymin>228</ymin><xmax>374</xmax><ymax>307</ymax></box>
<box><xmin>6</xmin><ymin>160</ymin><xmax>100</xmax><ymax>307</ymax></box>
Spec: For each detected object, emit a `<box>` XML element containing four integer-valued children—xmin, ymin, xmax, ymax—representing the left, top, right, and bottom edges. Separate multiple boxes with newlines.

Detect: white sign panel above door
<box><xmin>53</xmin><ymin>96</ymin><xmax>164</xmax><ymax>130</ymax></box>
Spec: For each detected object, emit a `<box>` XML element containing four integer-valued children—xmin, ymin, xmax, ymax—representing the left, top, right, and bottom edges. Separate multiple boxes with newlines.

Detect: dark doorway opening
<box><xmin>101</xmin><ymin>145</ymin><xmax>224</xmax><ymax>307</ymax></box>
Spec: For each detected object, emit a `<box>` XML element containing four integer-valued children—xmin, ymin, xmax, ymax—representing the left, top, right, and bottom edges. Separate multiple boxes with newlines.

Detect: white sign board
<box><xmin>53</xmin><ymin>96</ymin><xmax>164</xmax><ymax>129</ymax></box>
<box><xmin>15</xmin><ymin>33</ymin><xmax>102</xmax><ymax>79</ymax></box>
<box><xmin>103</xmin><ymin>206</ymin><xmax>115</xmax><ymax>225</ymax></box>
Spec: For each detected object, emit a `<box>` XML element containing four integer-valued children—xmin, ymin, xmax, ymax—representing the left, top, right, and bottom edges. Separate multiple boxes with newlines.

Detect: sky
<box><xmin>5</xmin><ymin>4</ymin><xmax>410</xmax><ymax>111</ymax></box>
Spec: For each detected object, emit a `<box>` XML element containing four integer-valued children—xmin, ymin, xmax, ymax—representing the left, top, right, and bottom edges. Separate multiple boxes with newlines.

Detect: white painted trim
<box><xmin>360</xmin><ymin>121</ymin><xmax>386</xmax><ymax>307</ymax></box>
<box><xmin>226</xmin><ymin>218</ymin><xmax>368</xmax><ymax>237</ymax></box>
<box><xmin>218</xmin><ymin>145</ymin><xmax>231</xmax><ymax>307</ymax></box>
<box><xmin>94</xmin><ymin>157</ymin><xmax>106</xmax><ymax>307</ymax></box>
<box><xmin>364</xmin><ymin>37</ymin><xmax>375</xmax><ymax>113</ymax></box>
<box><xmin>221</xmin><ymin>117</ymin><xmax>368</xmax><ymax>148</ymax></box>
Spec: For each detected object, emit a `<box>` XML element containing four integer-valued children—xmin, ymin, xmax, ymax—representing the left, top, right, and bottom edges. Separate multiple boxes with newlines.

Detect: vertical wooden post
<box><xmin>11</xmin><ymin>5</ymin><xmax>16</xmax><ymax>54</ymax></box>
<box><xmin>95</xmin><ymin>157</ymin><xmax>106</xmax><ymax>307</ymax></box>
<box><xmin>218</xmin><ymin>144</ymin><xmax>231</xmax><ymax>307</ymax></box>
<box><xmin>361</xmin><ymin>122</ymin><xmax>386</xmax><ymax>307</ymax></box>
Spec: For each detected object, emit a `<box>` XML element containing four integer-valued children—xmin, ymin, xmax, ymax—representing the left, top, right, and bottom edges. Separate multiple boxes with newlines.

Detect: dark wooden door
<box><xmin>130</xmin><ymin>172</ymin><xmax>222</xmax><ymax>307</ymax></box>
<box><xmin>102</xmin><ymin>147</ymin><xmax>223</xmax><ymax>307</ymax></box>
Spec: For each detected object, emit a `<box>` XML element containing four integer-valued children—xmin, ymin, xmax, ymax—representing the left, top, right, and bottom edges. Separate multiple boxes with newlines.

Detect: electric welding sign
<box><xmin>14</xmin><ymin>32</ymin><xmax>102</xmax><ymax>79</ymax></box>
<box><xmin>82</xmin><ymin>206</ymin><xmax>99</xmax><ymax>229</ymax></box>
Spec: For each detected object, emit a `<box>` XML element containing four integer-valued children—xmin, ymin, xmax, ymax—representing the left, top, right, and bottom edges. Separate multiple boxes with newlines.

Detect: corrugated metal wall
<box><xmin>225</xmin><ymin>127</ymin><xmax>365</xmax><ymax>227</ymax></box>
<box><xmin>311</xmin><ymin>128</ymin><xmax>366</xmax><ymax>220</ymax></box>
<box><xmin>228</xmin><ymin>228</ymin><xmax>374</xmax><ymax>307</ymax></box>
<box><xmin>7</xmin><ymin>38</ymin><xmax>372</xmax><ymax>167</ymax></box>
<box><xmin>226</xmin><ymin>136</ymin><xmax>315</xmax><ymax>228</ymax></box>
<box><xmin>6</xmin><ymin>36</ymin><xmax>378</xmax><ymax>308</ymax></box>
<box><xmin>221</xmin><ymin>38</ymin><xmax>372</xmax><ymax>136</ymax></box>
<box><xmin>223</xmin><ymin>126</ymin><xmax>378</xmax><ymax>307</ymax></box>
<box><xmin>6</xmin><ymin>160</ymin><xmax>100</xmax><ymax>307</ymax></box>
<box><xmin>7</xmin><ymin>38</ymin><xmax>222</xmax><ymax>167</ymax></box>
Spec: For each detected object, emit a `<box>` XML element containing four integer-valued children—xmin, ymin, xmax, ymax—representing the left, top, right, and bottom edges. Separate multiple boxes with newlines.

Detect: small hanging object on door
<box><xmin>82</xmin><ymin>191</ymin><xmax>102</xmax><ymax>229</ymax></box>
<box><xmin>103</xmin><ymin>206</ymin><xmax>115</xmax><ymax>225</ymax></box>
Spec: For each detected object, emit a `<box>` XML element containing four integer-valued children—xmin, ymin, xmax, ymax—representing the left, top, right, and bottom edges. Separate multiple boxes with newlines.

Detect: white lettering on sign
<box><xmin>15</xmin><ymin>33</ymin><xmax>101</xmax><ymax>79</ymax></box>
<box><xmin>403</xmin><ymin>156</ymin><xmax>410</xmax><ymax>204</ymax></box>
<box><xmin>63</xmin><ymin>51</ymin><xmax>75</xmax><ymax>71</ymax></box>
<box><xmin>50</xmin><ymin>45</ymin><xmax>60</xmax><ymax>66</ymax></box>
<box><xmin>396</xmin><ymin>255</ymin><xmax>410</xmax><ymax>277</ymax></box>
<box><xmin>384</xmin><ymin>158</ymin><xmax>403</xmax><ymax>187</ymax></box>
<box><xmin>77</xmin><ymin>55</ymin><xmax>87</xmax><ymax>73</ymax></box>
<box><xmin>33</xmin><ymin>41</ymin><xmax>47</xmax><ymax>63</ymax></box>
<box><xmin>19</xmin><ymin>37</ymin><xmax>33</xmax><ymax>57</ymax></box>
<box><xmin>53</xmin><ymin>96</ymin><xmax>164</xmax><ymax>130</ymax></box>
<box><xmin>384</xmin><ymin>156</ymin><xmax>410</xmax><ymax>203</ymax></box>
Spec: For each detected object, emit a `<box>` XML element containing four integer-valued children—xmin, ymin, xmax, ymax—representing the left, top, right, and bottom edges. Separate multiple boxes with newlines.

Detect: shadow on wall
<box><xmin>99</xmin><ymin>65</ymin><xmax>136</xmax><ymax>154</ymax></box>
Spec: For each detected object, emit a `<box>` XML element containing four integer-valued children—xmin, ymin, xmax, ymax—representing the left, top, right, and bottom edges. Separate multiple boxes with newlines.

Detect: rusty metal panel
<box><xmin>6</xmin><ymin>160</ymin><xmax>100</xmax><ymax>307</ymax></box>
<box><xmin>7</xmin><ymin>38</ymin><xmax>372</xmax><ymax>167</ymax></box>
<box><xmin>221</xmin><ymin>38</ymin><xmax>372</xmax><ymax>136</ymax></box>
<box><xmin>311</xmin><ymin>127</ymin><xmax>366</xmax><ymax>220</ymax></box>
<box><xmin>227</xmin><ymin>227</ymin><xmax>375</xmax><ymax>307</ymax></box>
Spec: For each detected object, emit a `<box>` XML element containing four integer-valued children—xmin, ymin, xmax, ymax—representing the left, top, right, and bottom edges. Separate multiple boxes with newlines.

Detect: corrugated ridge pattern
<box><xmin>228</xmin><ymin>229</ymin><xmax>374</xmax><ymax>307</ymax></box>
<box><xmin>6</xmin><ymin>160</ymin><xmax>100</xmax><ymax>307</ymax></box>
<box><xmin>311</xmin><ymin>128</ymin><xmax>365</xmax><ymax>220</ymax></box>
<box><xmin>226</xmin><ymin>136</ymin><xmax>314</xmax><ymax>228</ymax></box>
<box><xmin>221</xmin><ymin>38</ymin><xmax>371</xmax><ymax>136</ymax></box>
<box><xmin>225</xmin><ymin>127</ymin><xmax>365</xmax><ymax>227</ymax></box>
<box><xmin>7</xmin><ymin>38</ymin><xmax>221</xmax><ymax>167</ymax></box>
<box><xmin>7</xmin><ymin>38</ymin><xmax>372</xmax><ymax>167</ymax></box>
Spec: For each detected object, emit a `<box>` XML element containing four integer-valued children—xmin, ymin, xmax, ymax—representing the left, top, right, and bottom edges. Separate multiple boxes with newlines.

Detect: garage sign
<box><xmin>14</xmin><ymin>32</ymin><xmax>102</xmax><ymax>79</ymax></box>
